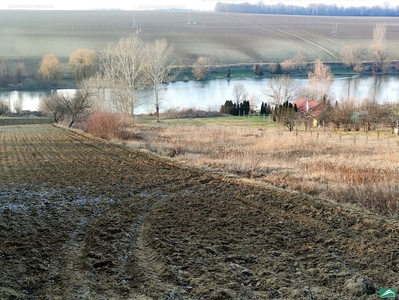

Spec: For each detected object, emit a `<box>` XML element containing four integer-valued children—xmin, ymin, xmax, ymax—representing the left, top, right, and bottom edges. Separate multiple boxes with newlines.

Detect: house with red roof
<box><xmin>293</xmin><ymin>99</ymin><xmax>327</xmax><ymax>127</ymax></box>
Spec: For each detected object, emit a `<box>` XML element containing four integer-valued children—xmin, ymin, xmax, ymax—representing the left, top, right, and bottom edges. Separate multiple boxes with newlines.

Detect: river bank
<box><xmin>0</xmin><ymin>61</ymin><xmax>383</xmax><ymax>93</ymax></box>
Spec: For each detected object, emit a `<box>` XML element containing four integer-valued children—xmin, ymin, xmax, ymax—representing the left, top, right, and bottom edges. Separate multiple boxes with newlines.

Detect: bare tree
<box><xmin>13</xmin><ymin>99</ymin><xmax>23</xmax><ymax>114</ymax></box>
<box><xmin>142</xmin><ymin>39</ymin><xmax>175</xmax><ymax>122</ymax></box>
<box><xmin>69</xmin><ymin>48</ymin><xmax>98</xmax><ymax>82</ymax></box>
<box><xmin>97</xmin><ymin>35</ymin><xmax>144</xmax><ymax>116</ymax></box>
<box><xmin>15</xmin><ymin>62</ymin><xmax>27</xmax><ymax>84</ymax></box>
<box><xmin>192</xmin><ymin>56</ymin><xmax>212</xmax><ymax>80</ymax></box>
<box><xmin>62</xmin><ymin>88</ymin><xmax>94</xmax><ymax>128</ymax></box>
<box><xmin>40</xmin><ymin>88</ymin><xmax>93</xmax><ymax>127</ymax></box>
<box><xmin>308</xmin><ymin>59</ymin><xmax>334</xmax><ymax>101</ymax></box>
<box><xmin>38</xmin><ymin>54</ymin><xmax>63</xmax><ymax>82</ymax></box>
<box><xmin>273</xmin><ymin>101</ymin><xmax>298</xmax><ymax>131</ymax></box>
<box><xmin>293</xmin><ymin>51</ymin><xmax>307</xmax><ymax>72</ymax></box>
<box><xmin>40</xmin><ymin>93</ymin><xmax>67</xmax><ymax>123</ymax></box>
<box><xmin>385</xmin><ymin>103</ymin><xmax>399</xmax><ymax>134</ymax></box>
<box><xmin>262</xmin><ymin>75</ymin><xmax>297</xmax><ymax>107</ymax></box>
<box><xmin>341</xmin><ymin>44</ymin><xmax>365</xmax><ymax>72</ymax></box>
<box><xmin>370</xmin><ymin>23</ymin><xmax>387</xmax><ymax>73</ymax></box>
<box><xmin>0</xmin><ymin>60</ymin><xmax>12</xmax><ymax>85</ymax></box>
<box><xmin>0</xmin><ymin>99</ymin><xmax>9</xmax><ymax>115</ymax></box>
<box><xmin>253</xmin><ymin>64</ymin><xmax>264</xmax><ymax>76</ymax></box>
<box><xmin>232</xmin><ymin>83</ymin><xmax>248</xmax><ymax>105</ymax></box>
<box><xmin>357</xmin><ymin>98</ymin><xmax>388</xmax><ymax>131</ymax></box>
<box><xmin>331</xmin><ymin>98</ymin><xmax>357</xmax><ymax>131</ymax></box>
<box><xmin>296</xmin><ymin>86</ymin><xmax>320</xmax><ymax>102</ymax></box>
<box><xmin>248</xmin><ymin>94</ymin><xmax>260</xmax><ymax>113</ymax></box>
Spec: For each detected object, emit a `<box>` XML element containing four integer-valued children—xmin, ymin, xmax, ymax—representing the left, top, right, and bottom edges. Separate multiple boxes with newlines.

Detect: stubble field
<box><xmin>1</xmin><ymin>121</ymin><xmax>399</xmax><ymax>299</ymax></box>
<box><xmin>1</xmin><ymin>10</ymin><xmax>399</xmax><ymax>72</ymax></box>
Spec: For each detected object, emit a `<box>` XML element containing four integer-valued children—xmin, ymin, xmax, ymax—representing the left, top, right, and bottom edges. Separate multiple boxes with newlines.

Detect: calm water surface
<box><xmin>1</xmin><ymin>75</ymin><xmax>398</xmax><ymax>114</ymax></box>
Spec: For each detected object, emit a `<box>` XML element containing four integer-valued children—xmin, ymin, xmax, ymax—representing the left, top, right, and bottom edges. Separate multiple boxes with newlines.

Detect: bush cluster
<box><xmin>85</xmin><ymin>111</ymin><xmax>133</xmax><ymax>140</ymax></box>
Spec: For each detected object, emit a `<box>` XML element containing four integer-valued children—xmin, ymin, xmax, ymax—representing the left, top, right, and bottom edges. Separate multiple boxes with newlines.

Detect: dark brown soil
<box><xmin>1</xmin><ymin>123</ymin><xmax>398</xmax><ymax>299</ymax></box>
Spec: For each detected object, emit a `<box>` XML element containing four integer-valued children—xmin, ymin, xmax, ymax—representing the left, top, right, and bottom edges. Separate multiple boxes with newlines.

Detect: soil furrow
<box><xmin>1</xmin><ymin>123</ymin><xmax>399</xmax><ymax>299</ymax></box>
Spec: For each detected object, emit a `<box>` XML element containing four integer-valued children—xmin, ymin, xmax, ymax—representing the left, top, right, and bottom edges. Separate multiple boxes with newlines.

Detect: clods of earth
<box><xmin>1</xmin><ymin>124</ymin><xmax>398</xmax><ymax>299</ymax></box>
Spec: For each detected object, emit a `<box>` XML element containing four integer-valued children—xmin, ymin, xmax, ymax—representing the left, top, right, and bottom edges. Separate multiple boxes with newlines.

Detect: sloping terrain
<box><xmin>1</xmin><ymin>123</ymin><xmax>399</xmax><ymax>299</ymax></box>
<box><xmin>1</xmin><ymin>10</ymin><xmax>399</xmax><ymax>65</ymax></box>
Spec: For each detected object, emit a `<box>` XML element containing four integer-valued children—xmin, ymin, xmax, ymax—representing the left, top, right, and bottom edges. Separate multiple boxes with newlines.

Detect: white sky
<box><xmin>2</xmin><ymin>0</ymin><xmax>397</xmax><ymax>10</ymax></box>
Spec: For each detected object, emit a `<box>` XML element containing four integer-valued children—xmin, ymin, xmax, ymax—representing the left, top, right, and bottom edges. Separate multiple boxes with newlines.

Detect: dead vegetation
<box><xmin>128</xmin><ymin>116</ymin><xmax>399</xmax><ymax>216</ymax></box>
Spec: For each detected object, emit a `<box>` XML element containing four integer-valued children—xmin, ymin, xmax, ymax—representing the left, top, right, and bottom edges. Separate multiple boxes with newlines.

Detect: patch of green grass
<box><xmin>0</xmin><ymin>116</ymin><xmax>52</xmax><ymax>126</ymax></box>
<box><xmin>330</xmin><ymin>65</ymin><xmax>359</xmax><ymax>76</ymax></box>
<box><xmin>138</xmin><ymin>114</ymin><xmax>276</xmax><ymax>128</ymax></box>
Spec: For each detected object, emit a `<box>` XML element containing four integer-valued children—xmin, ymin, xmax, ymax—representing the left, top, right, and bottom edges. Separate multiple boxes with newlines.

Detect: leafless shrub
<box><xmin>253</xmin><ymin>64</ymin><xmax>264</xmax><ymax>76</ymax></box>
<box><xmin>281</xmin><ymin>59</ymin><xmax>296</xmax><ymax>72</ymax></box>
<box><xmin>0</xmin><ymin>99</ymin><xmax>9</xmax><ymax>114</ymax></box>
<box><xmin>340</xmin><ymin>44</ymin><xmax>365</xmax><ymax>72</ymax></box>
<box><xmin>192</xmin><ymin>56</ymin><xmax>212</xmax><ymax>80</ymax></box>
<box><xmin>86</xmin><ymin>111</ymin><xmax>134</xmax><ymax>140</ymax></box>
<box><xmin>13</xmin><ymin>99</ymin><xmax>23</xmax><ymax>114</ymax></box>
<box><xmin>281</xmin><ymin>51</ymin><xmax>307</xmax><ymax>73</ymax></box>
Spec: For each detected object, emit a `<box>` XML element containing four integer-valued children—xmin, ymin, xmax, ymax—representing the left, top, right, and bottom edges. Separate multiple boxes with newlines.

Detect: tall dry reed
<box><xmin>128</xmin><ymin>118</ymin><xmax>399</xmax><ymax>216</ymax></box>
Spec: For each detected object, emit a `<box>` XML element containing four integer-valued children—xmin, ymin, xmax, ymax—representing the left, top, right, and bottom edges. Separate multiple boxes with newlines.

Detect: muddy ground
<box><xmin>1</xmin><ymin>123</ymin><xmax>399</xmax><ymax>299</ymax></box>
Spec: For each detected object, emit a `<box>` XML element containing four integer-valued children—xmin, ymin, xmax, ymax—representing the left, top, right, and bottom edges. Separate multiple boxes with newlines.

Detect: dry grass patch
<box><xmin>128</xmin><ymin>116</ymin><xmax>399</xmax><ymax>216</ymax></box>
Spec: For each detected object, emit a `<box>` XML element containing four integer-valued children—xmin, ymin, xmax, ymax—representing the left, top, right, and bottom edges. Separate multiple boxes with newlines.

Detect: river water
<box><xmin>1</xmin><ymin>75</ymin><xmax>398</xmax><ymax>114</ymax></box>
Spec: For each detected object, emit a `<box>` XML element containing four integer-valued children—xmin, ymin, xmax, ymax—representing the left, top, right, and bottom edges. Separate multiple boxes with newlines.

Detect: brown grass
<box><xmin>127</xmin><ymin>116</ymin><xmax>399</xmax><ymax>216</ymax></box>
<box><xmin>85</xmin><ymin>111</ymin><xmax>136</xmax><ymax>140</ymax></box>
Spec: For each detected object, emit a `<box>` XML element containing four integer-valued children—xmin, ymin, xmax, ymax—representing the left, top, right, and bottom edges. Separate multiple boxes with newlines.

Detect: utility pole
<box><xmin>347</xmin><ymin>81</ymin><xmax>350</xmax><ymax>99</ymax></box>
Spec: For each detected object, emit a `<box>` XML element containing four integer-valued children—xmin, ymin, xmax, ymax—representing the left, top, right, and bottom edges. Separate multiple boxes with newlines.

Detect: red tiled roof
<box><xmin>294</xmin><ymin>99</ymin><xmax>327</xmax><ymax>118</ymax></box>
<box><xmin>294</xmin><ymin>99</ymin><xmax>319</xmax><ymax>113</ymax></box>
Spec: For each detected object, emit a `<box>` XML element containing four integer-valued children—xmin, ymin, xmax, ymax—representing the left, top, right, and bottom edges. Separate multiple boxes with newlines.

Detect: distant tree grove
<box><xmin>214</xmin><ymin>2</ymin><xmax>399</xmax><ymax>17</ymax></box>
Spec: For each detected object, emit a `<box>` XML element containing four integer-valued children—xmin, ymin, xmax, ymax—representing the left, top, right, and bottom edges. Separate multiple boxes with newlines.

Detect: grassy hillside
<box><xmin>0</xmin><ymin>10</ymin><xmax>399</xmax><ymax>75</ymax></box>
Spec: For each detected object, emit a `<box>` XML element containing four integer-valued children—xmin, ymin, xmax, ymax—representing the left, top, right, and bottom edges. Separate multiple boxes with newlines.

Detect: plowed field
<box><xmin>2</xmin><ymin>10</ymin><xmax>399</xmax><ymax>66</ymax></box>
<box><xmin>1</xmin><ymin>123</ymin><xmax>399</xmax><ymax>299</ymax></box>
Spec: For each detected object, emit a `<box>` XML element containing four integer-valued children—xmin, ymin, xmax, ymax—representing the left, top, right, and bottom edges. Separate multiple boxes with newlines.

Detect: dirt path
<box><xmin>1</xmin><ymin>124</ymin><xmax>399</xmax><ymax>299</ymax></box>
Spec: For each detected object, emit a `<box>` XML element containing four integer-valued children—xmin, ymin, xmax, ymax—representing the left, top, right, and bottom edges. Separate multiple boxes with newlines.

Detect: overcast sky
<box><xmin>2</xmin><ymin>0</ymin><xmax>397</xmax><ymax>10</ymax></box>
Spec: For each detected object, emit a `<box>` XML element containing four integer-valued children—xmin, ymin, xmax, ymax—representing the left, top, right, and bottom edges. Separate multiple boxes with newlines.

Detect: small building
<box><xmin>294</xmin><ymin>99</ymin><xmax>326</xmax><ymax>127</ymax></box>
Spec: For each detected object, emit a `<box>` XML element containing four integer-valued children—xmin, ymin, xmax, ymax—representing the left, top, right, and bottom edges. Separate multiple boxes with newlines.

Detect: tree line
<box><xmin>37</xmin><ymin>22</ymin><xmax>393</xmax><ymax>132</ymax></box>
<box><xmin>214</xmin><ymin>2</ymin><xmax>399</xmax><ymax>17</ymax></box>
<box><xmin>39</xmin><ymin>36</ymin><xmax>175</xmax><ymax>126</ymax></box>
<box><xmin>2</xmin><ymin>21</ymin><xmax>394</xmax><ymax>136</ymax></box>
<box><xmin>220</xmin><ymin>56</ymin><xmax>399</xmax><ymax>134</ymax></box>
<box><xmin>217</xmin><ymin>23</ymin><xmax>390</xmax><ymax>133</ymax></box>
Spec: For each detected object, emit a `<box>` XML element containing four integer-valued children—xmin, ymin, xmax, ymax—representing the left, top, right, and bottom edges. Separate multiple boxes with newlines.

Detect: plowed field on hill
<box><xmin>1</xmin><ymin>123</ymin><xmax>399</xmax><ymax>299</ymax></box>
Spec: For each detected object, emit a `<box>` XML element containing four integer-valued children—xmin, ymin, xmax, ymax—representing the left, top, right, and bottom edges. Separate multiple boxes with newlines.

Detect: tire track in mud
<box><xmin>2</xmin><ymin>124</ymin><xmax>399</xmax><ymax>299</ymax></box>
<box><xmin>44</xmin><ymin>171</ymin><xmax>213</xmax><ymax>298</ymax></box>
<box><xmin>57</xmin><ymin>191</ymin><xmax>187</xmax><ymax>299</ymax></box>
